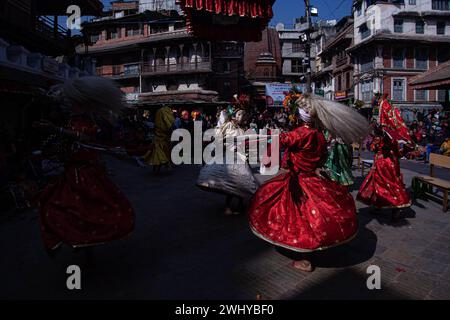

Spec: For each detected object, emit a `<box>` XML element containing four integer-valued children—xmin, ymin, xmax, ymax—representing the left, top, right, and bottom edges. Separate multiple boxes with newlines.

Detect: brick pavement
<box><xmin>0</xmin><ymin>155</ymin><xmax>449</xmax><ymax>299</ymax></box>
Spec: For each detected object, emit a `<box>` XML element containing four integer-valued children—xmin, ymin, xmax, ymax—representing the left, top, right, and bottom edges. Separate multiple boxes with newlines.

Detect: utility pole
<box><xmin>304</xmin><ymin>0</ymin><xmax>312</xmax><ymax>93</ymax></box>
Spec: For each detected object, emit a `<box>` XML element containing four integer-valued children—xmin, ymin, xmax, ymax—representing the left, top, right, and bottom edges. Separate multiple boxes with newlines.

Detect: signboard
<box><xmin>315</xmin><ymin>88</ymin><xmax>324</xmax><ymax>97</ymax></box>
<box><xmin>125</xmin><ymin>93</ymin><xmax>140</xmax><ymax>104</ymax></box>
<box><xmin>265</xmin><ymin>83</ymin><xmax>305</xmax><ymax>107</ymax></box>
<box><xmin>335</xmin><ymin>91</ymin><xmax>347</xmax><ymax>100</ymax></box>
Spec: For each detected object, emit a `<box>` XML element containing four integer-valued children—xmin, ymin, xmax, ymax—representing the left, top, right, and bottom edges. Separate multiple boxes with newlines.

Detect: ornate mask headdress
<box><xmin>296</xmin><ymin>94</ymin><xmax>370</xmax><ymax>144</ymax></box>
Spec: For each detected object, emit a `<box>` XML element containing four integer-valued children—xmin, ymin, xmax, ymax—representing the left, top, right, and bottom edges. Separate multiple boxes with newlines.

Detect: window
<box><xmin>360</xmin><ymin>54</ymin><xmax>374</xmax><ymax>73</ymax></box>
<box><xmin>432</xmin><ymin>0</ymin><xmax>450</xmax><ymax>10</ymax></box>
<box><xmin>394</xmin><ymin>19</ymin><xmax>403</xmax><ymax>33</ymax></box>
<box><xmin>291</xmin><ymin>59</ymin><xmax>305</xmax><ymax>73</ymax></box>
<box><xmin>415</xmin><ymin>48</ymin><xmax>428</xmax><ymax>69</ymax></box>
<box><xmin>337</xmin><ymin>75</ymin><xmax>342</xmax><ymax>91</ymax></box>
<box><xmin>292</xmin><ymin>42</ymin><xmax>304</xmax><ymax>53</ymax></box>
<box><xmin>416</xmin><ymin>20</ymin><xmax>425</xmax><ymax>34</ymax></box>
<box><xmin>223</xmin><ymin>81</ymin><xmax>231</xmax><ymax>97</ymax></box>
<box><xmin>361</xmin><ymin>81</ymin><xmax>374</xmax><ymax>102</ymax></box>
<box><xmin>393</xmin><ymin>48</ymin><xmax>405</xmax><ymax>69</ymax></box>
<box><xmin>346</xmin><ymin>72</ymin><xmax>351</xmax><ymax>89</ymax></box>
<box><xmin>90</xmin><ymin>33</ymin><xmax>100</xmax><ymax>43</ymax></box>
<box><xmin>409</xmin><ymin>0</ymin><xmax>416</xmax><ymax>4</ymax></box>
<box><xmin>124</xmin><ymin>64</ymin><xmax>140</xmax><ymax>75</ymax></box>
<box><xmin>415</xmin><ymin>90</ymin><xmax>428</xmax><ymax>101</ymax></box>
<box><xmin>112</xmin><ymin>65</ymin><xmax>121</xmax><ymax>75</ymax></box>
<box><xmin>126</xmin><ymin>26</ymin><xmax>141</xmax><ymax>37</ymax></box>
<box><xmin>223</xmin><ymin>62</ymin><xmax>231</xmax><ymax>73</ymax></box>
<box><xmin>107</xmin><ymin>28</ymin><xmax>119</xmax><ymax>40</ymax></box>
<box><xmin>437</xmin><ymin>21</ymin><xmax>446</xmax><ymax>35</ymax></box>
<box><xmin>150</xmin><ymin>25</ymin><xmax>169</xmax><ymax>34</ymax></box>
<box><xmin>438</xmin><ymin>90</ymin><xmax>449</xmax><ymax>101</ymax></box>
<box><xmin>360</xmin><ymin>24</ymin><xmax>371</xmax><ymax>39</ymax></box>
<box><xmin>438</xmin><ymin>48</ymin><xmax>450</xmax><ymax>63</ymax></box>
<box><xmin>393</xmin><ymin>79</ymin><xmax>405</xmax><ymax>101</ymax></box>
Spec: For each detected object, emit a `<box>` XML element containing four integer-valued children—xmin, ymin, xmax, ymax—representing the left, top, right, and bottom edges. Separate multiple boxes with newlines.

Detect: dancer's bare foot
<box><xmin>292</xmin><ymin>260</ymin><xmax>314</xmax><ymax>272</ymax></box>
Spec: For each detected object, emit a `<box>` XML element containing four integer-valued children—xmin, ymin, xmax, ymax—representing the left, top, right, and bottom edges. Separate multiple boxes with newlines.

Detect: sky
<box><xmin>97</xmin><ymin>0</ymin><xmax>355</xmax><ymax>26</ymax></box>
<box><xmin>271</xmin><ymin>0</ymin><xmax>354</xmax><ymax>26</ymax></box>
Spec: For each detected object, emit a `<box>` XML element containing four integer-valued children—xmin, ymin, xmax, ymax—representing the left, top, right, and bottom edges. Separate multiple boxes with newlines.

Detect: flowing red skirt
<box><xmin>248</xmin><ymin>171</ymin><xmax>358</xmax><ymax>252</ymax></box>
<box><xmin>38</xmin><ymin>150</ymin><xmax>134</xmax><ymax>250</ymax></box>
<box><xmin>357</xmin><ymin>154</ymin><xmax>411</xmax><ymax>209</ymax></box>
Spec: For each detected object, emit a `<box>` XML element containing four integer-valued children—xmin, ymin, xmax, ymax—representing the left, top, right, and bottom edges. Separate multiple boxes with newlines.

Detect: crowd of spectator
<box><xmin>403</xmin><ymin>109</ymin><xmax>450</xmax><ymax>162</ymax></box>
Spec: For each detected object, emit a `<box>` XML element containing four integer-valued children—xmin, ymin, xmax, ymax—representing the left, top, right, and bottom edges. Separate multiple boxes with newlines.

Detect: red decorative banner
<box><xmin>176</xmin><ymin>0</ymin><xmax>275</xmax><ymax>41</ymax></box>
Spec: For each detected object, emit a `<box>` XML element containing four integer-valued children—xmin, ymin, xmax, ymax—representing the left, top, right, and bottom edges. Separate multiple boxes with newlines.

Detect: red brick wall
<box><xmin>406</xmin><ymin>47</ymin><xmax>414</xmax><ymax>69</ymax></box>
<box><xmin>244</xmin><ymin>27</ymin><xmax>282</xmax><ymax>78</ymax></box>
<box><xmin>383</xmin><ymin>76</ymin><xmax>391</xmax><ymax>97</ymax></box>
<box><xmin>406</xmin><ymin>76</ymin><xmax>414</xmax><ymax>101</ymax></box>
<box><xmin>383</xmin><ymin>45</ymin><xmax>391</xmax><ymax>68</ymax></box>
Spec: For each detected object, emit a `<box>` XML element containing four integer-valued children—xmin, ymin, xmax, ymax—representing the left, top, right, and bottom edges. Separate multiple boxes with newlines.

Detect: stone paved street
<box><xmin>1</xmin><ymin>154</ymin><xmax>449</xmax><ymax>300</ymax></box>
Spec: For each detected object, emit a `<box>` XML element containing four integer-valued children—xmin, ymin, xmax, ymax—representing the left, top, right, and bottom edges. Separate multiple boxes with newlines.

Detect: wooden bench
<box><xmin>361</xmin><ymin>159</ymin><xmax>374</xmax><ymax>176</ymax></box>
<box><xmin>352</xmin><ymin>142</ymin><xmax>362</xmax><ymax>169</ymax></box>
<box><xmin>412</xmin><ymin>153</ymin><xmax>450</xmax><ymax>212</ymax></box>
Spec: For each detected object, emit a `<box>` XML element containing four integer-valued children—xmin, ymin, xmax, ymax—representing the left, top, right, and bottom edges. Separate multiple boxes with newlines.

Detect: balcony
<box><xmin>96</xmin><ymin>59</ymin><xmax>212</xmax><ymax>78</ymax></box>
<box><xmin>142</xmin><ymin>59</ymin><xmax>212</xmax><ymax>76</ymax></box>
<box><xmin>336</xmin><ymin>56</ymin><xmax>348</xmax><ymax>68</ymax></box>
<box><xmin>96</xmin><ymin>63</ymin><xmax>141</xmax><ymax>79</ymax></box>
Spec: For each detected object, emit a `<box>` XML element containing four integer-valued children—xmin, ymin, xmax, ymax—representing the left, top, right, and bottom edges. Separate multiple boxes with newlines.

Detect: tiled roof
<box><xmin>409</xmin><ymin>60</ymin><xmax>450</xmax><ymax>90</ymax></box>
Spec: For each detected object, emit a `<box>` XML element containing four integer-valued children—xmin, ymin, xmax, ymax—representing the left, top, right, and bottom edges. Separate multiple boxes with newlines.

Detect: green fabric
<box><xmin>325</xmin><ymin>141</ymin><xmax>354</xmax><ymax>186</ymax></box>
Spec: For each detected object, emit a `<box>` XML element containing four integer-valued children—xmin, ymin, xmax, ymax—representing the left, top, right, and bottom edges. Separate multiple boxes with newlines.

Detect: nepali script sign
<box><xmin>265</xmin><ymin>83</ymin><xmax>304</xmax><ymax>107</ymax></box>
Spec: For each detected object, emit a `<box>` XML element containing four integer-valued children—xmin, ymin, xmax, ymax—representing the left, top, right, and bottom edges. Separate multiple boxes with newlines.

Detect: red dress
<box><xmin>357</xmin><ymin>134</ymin><xmax>411</xmax><ymax>209</ymax></box>
<box><xmin>248</xmin><ymin>125</ymin><xmax>358</xmax><ymax>252</ymax></box>
<box><xmin>38</xmin><ymin>117</ymin><xmax>134</xmax><ymax>250</ymax></box>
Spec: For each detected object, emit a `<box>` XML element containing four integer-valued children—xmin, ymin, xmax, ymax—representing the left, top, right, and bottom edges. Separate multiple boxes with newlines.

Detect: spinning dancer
<box><xmin>33</xmin><ymin>77</ymin><xmax>134</xmax><ymax>254</ymax></box>
<box><xmin>357</xmin><ymin>94</ymin><xmax>412</xmax><ymax>220</ymax></box>
<box><xmin>197</xmin><ymin>96</ymin><xmax>259</xmax><ymax>215</ymax></box>
<box><xmin>249</xmin><ymin>94</ymin><xmax>369</xmax><ymax>272</ymax></box>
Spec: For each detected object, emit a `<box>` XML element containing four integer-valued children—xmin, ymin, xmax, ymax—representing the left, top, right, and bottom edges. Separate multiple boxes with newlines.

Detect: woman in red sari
<box><xmin>249</xmin><ymin>95</ymin><xmax>370</xmax><ymax>272</ymax></box>
<box><xmin>33</xmin><ymin>77</ymin><xmax>134</xmax><ymax>253</ymax></box>
<box><xmin>357</xmin><ymin>95</ymin><xmax>413</xmax><ymax>220</ymax></box>
<box><xmin>357</xmin><ymin>125</ymin><xmax>411</xmax><ymax>217</ymax></box>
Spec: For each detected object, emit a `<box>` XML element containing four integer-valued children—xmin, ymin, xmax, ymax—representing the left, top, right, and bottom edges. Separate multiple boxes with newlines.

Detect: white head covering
<box><xmin>217</xmin><ymin>110</ymin><xmax>228</xmax><ymax>128</ymax></box>
<box><xmin>298</xmin><ymin>108</ymin><xmax>311</xmax><ymax>123</ymax></box>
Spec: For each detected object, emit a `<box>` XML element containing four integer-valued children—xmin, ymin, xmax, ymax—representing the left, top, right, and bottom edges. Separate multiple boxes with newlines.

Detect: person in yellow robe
<box><xmin>144</xmin><ymin>106</ymin><xmax>175</xmax><ymax>173</ymax></box>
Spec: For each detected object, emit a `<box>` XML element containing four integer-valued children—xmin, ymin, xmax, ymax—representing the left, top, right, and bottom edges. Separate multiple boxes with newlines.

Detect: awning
<box><xmin>409</xmin><ymin>60</ymin><xmax>450</xmax><ymax>90</ymax></box>
<box><xmin>176</xmin><ymin>0</ymin><xmax>275</xmax><ymax>41</ymax></box>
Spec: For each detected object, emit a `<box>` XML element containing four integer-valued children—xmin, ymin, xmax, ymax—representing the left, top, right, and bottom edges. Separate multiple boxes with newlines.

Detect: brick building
<box><xmin>318</xmin><ymin>16</ymin><xmax>355</xmax><ymax>104</ymax></box>
<box><xmin>243</xmin><ymin>27</ymin><xmax>282</xmax><ymax>107</ymax></box>
<box><xmin>350</xmin><ymin>0</ymin><xmax>450</xmax><ymax>120</ymax></box>
<box><xmin>276</xmin><ymin>19</ymin><xmax>309</xmax><ymax>84</ymax></box>
<box><xmin>311</xmin><ymin>20</ymin><xmax>337</xmax><ymax>100</ymax></box>
<box><xmin>78</xmin><ymin>1</ymin><xmax>245</xmax><ymax>110</ymax></box>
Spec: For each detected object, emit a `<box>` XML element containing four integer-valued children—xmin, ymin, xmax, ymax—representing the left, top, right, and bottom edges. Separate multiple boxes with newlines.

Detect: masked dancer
<box><xmin>357</xmin><ymin>94</ymin><xmax>412</xmax><ymax>220</ymax></box>
<box><xmin>248</xmin><ymin>94</ymin><xmax>369</xmax><ymax>272</ymax></box>
<box><xmin>197</xmin><ymin>96</ymin><xmax>259</xmax><ymax>215</ymax></box>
